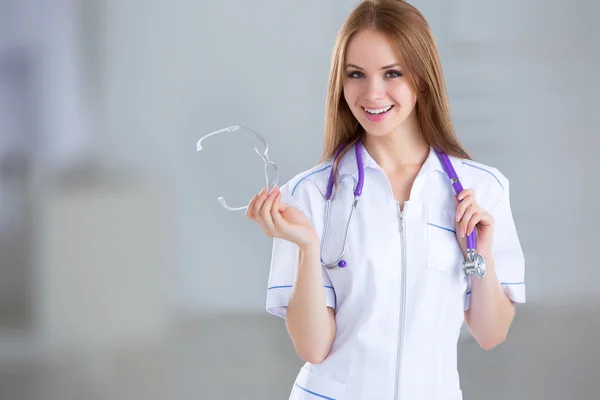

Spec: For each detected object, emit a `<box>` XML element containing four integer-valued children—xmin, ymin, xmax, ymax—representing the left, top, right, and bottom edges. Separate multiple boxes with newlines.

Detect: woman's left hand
<box><xmin>454</xmin><ymin>189</ymin><xmax>493</xmax><ymax>259</ymax></box>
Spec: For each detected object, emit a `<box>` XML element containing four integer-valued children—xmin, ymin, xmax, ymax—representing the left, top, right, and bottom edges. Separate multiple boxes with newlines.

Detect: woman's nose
<box><xmin>363</xmin><ymin>77</ymin><xmax>386</xmax><ymax>102</ymax></box>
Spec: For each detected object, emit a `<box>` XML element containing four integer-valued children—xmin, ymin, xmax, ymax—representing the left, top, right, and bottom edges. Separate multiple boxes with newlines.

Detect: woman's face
<box><xmin>343</xmin><ymin>29</ymin><xmax>418</xmax><ymax>138</ymax></box>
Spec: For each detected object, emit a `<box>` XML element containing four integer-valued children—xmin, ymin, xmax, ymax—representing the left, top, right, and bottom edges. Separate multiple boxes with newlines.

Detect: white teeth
<box><xmin>364</xmin><ymin>105</ymin><xmax>393</xmax><ymax>114</ymax></box>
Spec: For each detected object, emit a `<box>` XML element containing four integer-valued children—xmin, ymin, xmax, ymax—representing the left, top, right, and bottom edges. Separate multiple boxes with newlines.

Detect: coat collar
<box><xmin>335</xmin><ymin>141</ymin><xmax>465</xmax><ymax>180</ymax></box>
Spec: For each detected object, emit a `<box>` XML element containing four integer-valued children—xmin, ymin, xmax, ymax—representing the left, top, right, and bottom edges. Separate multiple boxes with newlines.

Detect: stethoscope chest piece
<box><xmin>463</xmin><ymin>250</ymin><xmax>486</xmax><ymax>279</ymax></box>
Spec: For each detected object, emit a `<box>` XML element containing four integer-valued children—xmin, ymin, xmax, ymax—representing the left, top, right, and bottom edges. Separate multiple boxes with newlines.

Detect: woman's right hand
<box><xmin>246</xmin><ymin>186</ymin><xmax>319</xmax><ymax>250</ymax></box>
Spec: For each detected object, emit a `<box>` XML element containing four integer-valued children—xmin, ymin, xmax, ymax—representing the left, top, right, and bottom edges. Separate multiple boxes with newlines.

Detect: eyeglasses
<box><xmin>197</xmin><ymin>125</ymin><xmax>278</xmax><ymax>211</ymax></box>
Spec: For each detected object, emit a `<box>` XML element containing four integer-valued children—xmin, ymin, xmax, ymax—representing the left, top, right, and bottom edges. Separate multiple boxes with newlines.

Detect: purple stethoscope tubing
<box><xmin>325</xmin><ymin>142</ymin><xmax>365</xmax><ymax>199</ymax></box>
<box><xmin>434</xmin><ymin>149</ymin><xmax>476</xmax><ymax>251</ymax></box>
<box><xmin>321</xmin><ymin>143</ymin><xmax>365</xmax><ymax>269</ymax></box>
<box><xmin>320</xmin><ymin>140</ymin><xmax>476</xmax><ymax>269</ymax></box>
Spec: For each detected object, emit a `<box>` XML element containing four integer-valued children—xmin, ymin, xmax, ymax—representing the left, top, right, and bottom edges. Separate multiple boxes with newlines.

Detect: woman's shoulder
<box><xmin>280</xmin><ymin>161</ymin><xmax>333</xmax><ymax>197</ymax></box>
<box><xmin>450</xmin><ymin>155</ymin><xmax>509</xmax><ymax>191</ymax></box>
<box><xmin>449</xmin><ymin>155</ymin><xmax>511</xmax><ymax>210</ymax></box>
<box><xmin>276</xmin><ymin>161</ymin><xmax>333</xmax><ymax>219</ymax></box>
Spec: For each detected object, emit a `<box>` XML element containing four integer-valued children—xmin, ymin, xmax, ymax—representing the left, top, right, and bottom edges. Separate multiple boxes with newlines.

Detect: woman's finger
<box><xmin>457</xmin><ymin>189</ymin><xmax>474</xmax><ymax>202</ymax></box>
<box><xmin>456</xmin><ymin>196</ymin><xmax>474</xmax><ymax>223</ymax></box>
<box><xmin>466</xmin><ymin>212</ymin><xmax>482</xmax><ymax>237</ymax></box>
<box><xmin>252</xmin><ymin>186</ymin><xmax>268</xmax><ymax>219</ymax></box>
<box><xmin>473</xmin><ymin>211</ymin><xmax>493</xmax><ymax>229</ymax></box>
<box><xmin>245</xmin><ymin>194</ymin><xmax>258</xmax><ymax>220</ymax></box>
<box><xmin>455</xmin><ymin>190</ymin><xmax>475</xmax><ymax>219</ymax></box>
<box><xmin>250</xmin><ymin>187</ymin><xmax>269</xmax><ymax>232</ymax></box>
<box><xmin>271</xmin><ymin>192</ymin><xmax>288</xmax><ymax>232</ymax></box>
<box><xmin>260</xmin><ymin>187</ymin><xmax>279</xmax><ymax>233</ymax></box>
<box><xmin>460</xmin><ymin>205</ymin><xmax>478</xmax><ymax>236</ymax></box>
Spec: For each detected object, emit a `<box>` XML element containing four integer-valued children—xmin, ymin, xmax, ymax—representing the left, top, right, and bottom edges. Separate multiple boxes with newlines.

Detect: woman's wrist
<box><xmin>299</xmin><ymin>238</ymin><xmax>320</xmax><ymax>257</ymax></box>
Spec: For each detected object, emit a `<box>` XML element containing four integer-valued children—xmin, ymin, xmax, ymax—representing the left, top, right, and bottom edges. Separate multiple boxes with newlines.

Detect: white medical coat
<box><xmin>266</xmin><ymin>145</ymin><xmax>526</xmax><ymax>400</ymax></box>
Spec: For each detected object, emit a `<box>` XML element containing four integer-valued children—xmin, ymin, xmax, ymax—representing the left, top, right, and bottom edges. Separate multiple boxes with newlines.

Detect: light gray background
<box><xmin>0</xmin><ymin>0</ymin><xmax>599</xmax><ymax>399</ymax></box>
<box><xmin>133</xmin><ymin>0</ymin><xmax>596</xmax><ymax>312</ymax></box>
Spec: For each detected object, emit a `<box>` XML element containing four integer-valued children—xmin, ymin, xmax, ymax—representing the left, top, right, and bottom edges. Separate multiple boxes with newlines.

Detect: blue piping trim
<box><xmin>268</xmin><ymin>285</ymin><xmax>334</xmax><ymax>290</ymax></box>
<box><xmin>466</xmin><ymin>282</ymin><xmax>524</xmax><ymax>295</ymax></box>
<box><xmin>461</xmin><ymin>162</ymin><xmax>504</xmax><ymax>190</ymax></box>
<box><xmin>294</xmin><ymin>384</ymin><xmax>336</xmax><ymax>400</ymax></box>
<box><xmin>267</xmin><ymin>285</ymin><xmax>293</xmax><ymax>290</ymax></box>
<box><xmin>292</xmin><ymin>165</ymin><xmax>332</xmax><ymax>195</ymax></box>
<box><xmin>427</xmin><ymin>223</ymin><xmax>455</xmax><ymax>233</ymax></box>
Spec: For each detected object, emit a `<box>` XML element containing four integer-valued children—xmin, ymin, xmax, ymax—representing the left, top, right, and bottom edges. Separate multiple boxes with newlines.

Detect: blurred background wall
<box><xmin>0</xmin><ymin>0</ymin><xmax>598</xmax><ymax>399</ymax></box>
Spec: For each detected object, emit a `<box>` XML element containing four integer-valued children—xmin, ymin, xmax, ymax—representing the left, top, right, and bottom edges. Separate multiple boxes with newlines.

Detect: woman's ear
<box><xmin>418</xmin><ymin>79</ymin><xmax>427</xmax><ymax>93</ymax></box>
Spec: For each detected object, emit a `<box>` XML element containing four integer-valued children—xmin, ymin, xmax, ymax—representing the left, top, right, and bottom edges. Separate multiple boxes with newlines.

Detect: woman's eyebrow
<box><xmin>345</xmin><ymin>63</ymin><xmax>401</xmax><ymax>70</ymax></box>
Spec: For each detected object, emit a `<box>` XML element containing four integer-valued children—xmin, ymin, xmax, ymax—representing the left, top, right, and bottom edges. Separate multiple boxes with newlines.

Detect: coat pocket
<box><xmin>426</xmin><ymin>207</ymin><xmax>463</xmax><ymax>273</ymax></box>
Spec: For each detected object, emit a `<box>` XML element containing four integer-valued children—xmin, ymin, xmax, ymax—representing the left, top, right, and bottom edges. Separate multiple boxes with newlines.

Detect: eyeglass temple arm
<box><xmin>197</xmin><ymin>125</ymin><xmax>269</xmax><ymax>159</ymax></box>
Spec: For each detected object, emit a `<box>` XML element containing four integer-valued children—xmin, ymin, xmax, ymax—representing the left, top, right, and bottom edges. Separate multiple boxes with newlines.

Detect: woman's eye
<box><xmin>346</xmin><ymin>70</ymin><xmax>401</xmax><ymax>79</ymax></box>
<box><xmin>347</xmin><ymin>71</ymin><xmax>364</xmax><ymax>79</ymax></box>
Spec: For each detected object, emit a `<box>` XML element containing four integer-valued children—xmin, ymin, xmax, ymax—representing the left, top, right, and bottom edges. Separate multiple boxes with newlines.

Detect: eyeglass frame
<box><xmin>196</xmin><ymin>125</ymin><xmax>279</xmax><ymax>211</ymax></box>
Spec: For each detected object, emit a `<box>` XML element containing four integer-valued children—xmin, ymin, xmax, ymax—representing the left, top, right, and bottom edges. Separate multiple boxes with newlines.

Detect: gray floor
<box><xmin>1</xmin><ymin>300</ymin><xmax>599</xmax><ymax>400</ymax></box>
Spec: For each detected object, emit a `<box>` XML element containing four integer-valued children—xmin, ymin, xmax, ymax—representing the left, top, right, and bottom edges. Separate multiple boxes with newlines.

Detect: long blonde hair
<box><xmin>320</xmin><ymin>0</ymin><xmax>471</xmax><ymax>179</ymax></box>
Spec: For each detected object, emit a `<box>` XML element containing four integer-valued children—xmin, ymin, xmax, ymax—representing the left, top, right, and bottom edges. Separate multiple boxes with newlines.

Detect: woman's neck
<box><xmin>362</xmin><ymin>121</ymin><xmax>429</xmax><ymax>174</ymax></box>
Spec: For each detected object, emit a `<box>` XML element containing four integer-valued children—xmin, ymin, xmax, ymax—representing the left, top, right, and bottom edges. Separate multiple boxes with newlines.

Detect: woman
<box><xmin>246</xmin><ymin>1</ymin><xmax>525</xmax><ymax>399</ymax></box>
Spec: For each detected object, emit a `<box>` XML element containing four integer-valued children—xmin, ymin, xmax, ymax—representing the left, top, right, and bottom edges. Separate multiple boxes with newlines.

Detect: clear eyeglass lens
<box><xmin>198</xmin><ymin>125</ymin><xmax>277</xmax><ymax>211</ymax></box>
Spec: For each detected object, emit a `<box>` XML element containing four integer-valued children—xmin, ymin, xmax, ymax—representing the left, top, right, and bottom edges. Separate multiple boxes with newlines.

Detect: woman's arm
<box><xmin>246</xmin><ymin>186</ymin><xmax>336</xmax><ymax>363</ymax></box>
<box><xmin>455</xmin><ymin>188</ymin><xmax>517</xmax><ymax>350</ymax></box>
<box><xmin>464</xmin><ymin>254</ymin><xmax>515</xmax><ymax>350</ymax></box>
<box><xmin>286</xmin><ymin>241</ymin><xmax>336</xmax><ymax>364</ymax></box>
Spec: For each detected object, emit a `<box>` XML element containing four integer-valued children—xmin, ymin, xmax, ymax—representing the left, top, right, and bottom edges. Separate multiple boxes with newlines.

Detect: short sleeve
<box><xmin>265</xmin><ymin>182</ymin><xmax>336</xmax><ymax>319</ymax></box>
<box><xmin>464</xmin><ymin>179</ymin><xmax>526</xmax><ymax>311</ymax></box>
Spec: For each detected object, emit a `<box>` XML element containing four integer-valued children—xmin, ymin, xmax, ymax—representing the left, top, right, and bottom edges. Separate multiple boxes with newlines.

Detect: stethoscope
<box><xmin>320</xmin><ymin>140</ymin><xmax>486</xmax><ymax>279</ymax></box>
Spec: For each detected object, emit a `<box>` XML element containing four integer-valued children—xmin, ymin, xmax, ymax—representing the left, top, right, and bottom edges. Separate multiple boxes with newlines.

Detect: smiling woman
<box><xmin>245</xmin><ymin>1</ymin><xmax>526</xmax><ymax>399</ymax></box>
<box><xmin>344</xmin><ymin>35</ymin><xmax>412</xmax><ymax>126</ymax></box>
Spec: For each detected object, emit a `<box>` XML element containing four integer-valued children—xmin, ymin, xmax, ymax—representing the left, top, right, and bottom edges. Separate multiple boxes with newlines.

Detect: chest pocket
<box><xmin>426</xmin><ymin>207</ymin><xmax>464</xmax><ymax>273</ymax></box>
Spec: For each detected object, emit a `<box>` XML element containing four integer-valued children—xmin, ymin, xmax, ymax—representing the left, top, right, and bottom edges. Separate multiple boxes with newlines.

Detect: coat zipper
<box><xmin>394</xmin><ymin>201</ymin><xmax>408</xmax><ymax>400</ymax></box>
